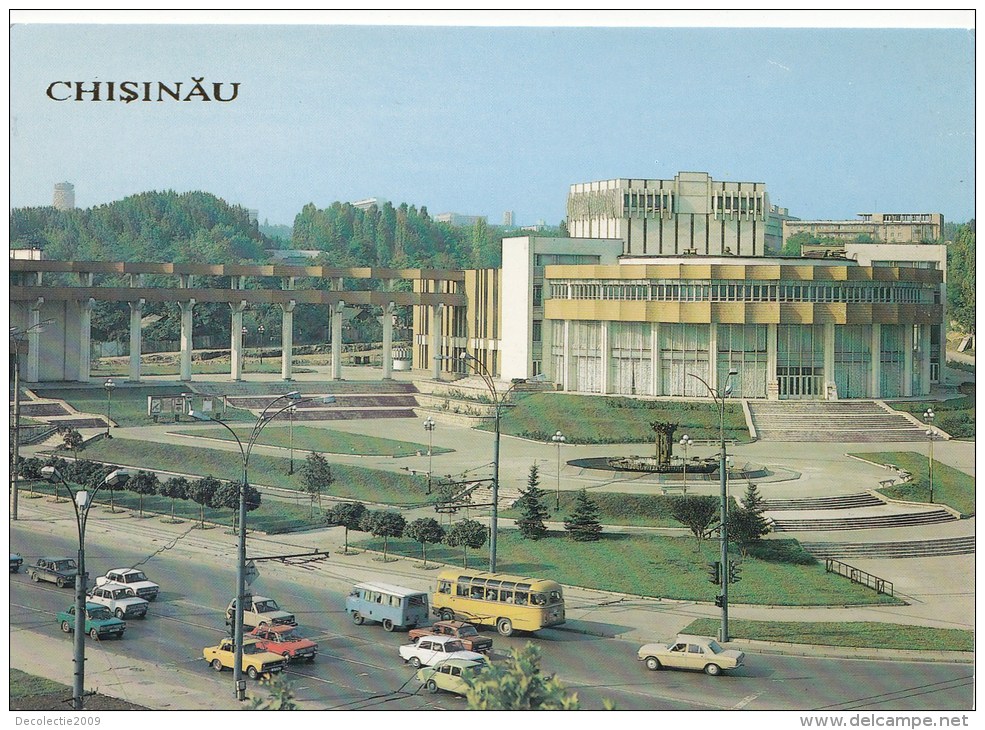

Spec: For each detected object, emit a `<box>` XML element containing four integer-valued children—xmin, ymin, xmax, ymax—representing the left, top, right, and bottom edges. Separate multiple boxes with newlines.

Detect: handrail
<box><xmin>825</xmin><ymin>558</ymin><xmax>894</xmax><ymax>596</ymax></box>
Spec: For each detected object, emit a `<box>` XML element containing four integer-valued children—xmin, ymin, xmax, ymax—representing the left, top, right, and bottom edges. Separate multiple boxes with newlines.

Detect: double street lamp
<box><xmin>458</xmin><ymin>351</ymin><xmax>526</xmax><ymax>573</ymax></box>
<box><xmin>40</xmin><ymin>465</ymin><xmax>131</xmax><ymax>710</ymax></box>
<box><xmin>924</xmin><ymin>407</ymin><xmax>936</xmax><ymax>504</ymax></box>
<box><xmin>679</xmin><ymin>433</ymin><xmax>694</xmax><ymax>495</ymax></box>
<box><xmin>551</xmin><ymin>430</ymin><xmax>565</xmax><ymax>511</ymax></box>
<box><xmin>423</xmin><ymin>416</ymin><xmax>436</xmax><ymax>494</ymax></box>
<box><xmin>288</xmin><ymin>404</ymin><xmax>298</xmax><ymax>475</ymax></box>
<box><xmin>103</xmin><ymin>379</ymin><xmax>116</xmax><ymax>437</ymax></box>
<box><xmin>688</xmin><ymin>367</ymin><xmax>738</xmax><ymax>643</ymax></box>
<box><xmin>189</xmin><ymin>391</ymin><xmax>308</xmax><ymax>701</ymax></box>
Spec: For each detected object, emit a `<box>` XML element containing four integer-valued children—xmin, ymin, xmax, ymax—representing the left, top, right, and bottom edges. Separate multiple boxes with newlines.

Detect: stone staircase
<box><xmin>763</xmin><ymin>493</ymin><xmax>884</xmax><ymax>511</ymax></box>
<box><xmin>800</xmin><ymin>536</ymin><xmax>975</xmax><ymax>559</ymax></box>
<box><xmin>771</xmin><ymin>509</ymin><xmax>956</xmax><ymax>532</ymax></box>
<box><xmin>748</xmin><ymin>401</ymin><xmax>930</xmax><ymax>442</ymax></box>
<box><xmin>224</xmin><ymin>382</ymin><xmax>421</xmax><ymax>422</ymax></box>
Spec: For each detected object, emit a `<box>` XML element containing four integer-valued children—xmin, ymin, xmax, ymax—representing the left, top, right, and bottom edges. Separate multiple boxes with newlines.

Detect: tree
<box><xmin>300</xmin><ymin>451</ymin><xmax>333</xmax><ymax>518</ymax></box>
<box><xmin>445</xmin><ymin>519</ymin><xmax>487</xmax><ymax>568</ymax></box>
<box><xmin>563</xmin><ymin>489</ymin><xmax>603</xmax><ymax>542</ymax></box>
<box><xmin>361</xmin><ymin>510</ymin><xmax>406</xmax><ymax>562</ymax></box>
<box><xmin>726</xmin><ymin>482</ymin><xmax>771</xmax><ymax>555</ymax></box>
<box><xmin>462</xmin><ymin>643</ymin><xmax>580</xmax><ymax>710</ymax></box>
<box><xmin>158</xmin><ymin>476</ymin><xmax>189</xmax><ymax>523</ymax></box>
<box><xmin>187</xmin><ymin>475</ymin><xmax>221</xmax><ymax>528</ymax></box>
<box><xmin>329</xmin><ymin>501</ymin><xmax>366</xmax><ymax>555</ymax></box>
<box><xmin>514</xmin><ymin>464</ymin><xmax>549</xmax><ymax>540</ymax></box>
<box><xmin>98</xmin><ymin>464</ymin><xmax>128</xmax><ymax>512</ymax></box>
<box><xmin>126</xmin><ymin>470</ymin><xmax>159</xmax><ymax>518</ymax></box>
<box><xmin>947</xmin><ymin>221</ymin><xmax>975</xmax><ymax>335</ymax></box>
<box><xmin>247</xmin><ymin>673</ymin><xmax>298</xmax><ymax>711</ymax></box>
<box><xmin>212</xmin><ymin>480</ymin><xmax>241</xmax><ymax>531</ymax></box>
<box><xmin>406</xmin><ymin>517</ymin><xmax>445</xmax><ymax>567</ymax></box>
<box><xmin>669</xmin><ymin>495</ymin><xmax>720</xmax><ymax>549</ymax></box>
<box><xmin>61</xmin><ymin>428</ymin><xmax>84</xmax><ymax>461</ymax></box>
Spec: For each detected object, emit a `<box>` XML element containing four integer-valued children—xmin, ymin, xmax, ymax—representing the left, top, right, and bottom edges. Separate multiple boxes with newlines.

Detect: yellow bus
<box><xmin>431</xmin><ymin>569</ymin><xmax>565</xmax><ymax>637</ymax></box>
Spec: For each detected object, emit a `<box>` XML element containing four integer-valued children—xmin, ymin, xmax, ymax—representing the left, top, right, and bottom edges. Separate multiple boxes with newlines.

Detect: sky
<box><xmin>8</xmin><ymin>11</ymin><xmax>977</xmax><ymax>228</ymax></box>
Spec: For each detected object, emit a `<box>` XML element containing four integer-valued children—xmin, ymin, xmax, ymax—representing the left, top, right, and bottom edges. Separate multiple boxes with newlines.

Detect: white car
<box><xmin>96</xmin><ymin>568</ymin><xmax>159</xmax><ymax>601</ymax></box>
<box><xmin>398</xmin><ymin>634</ymin><xmax>486</xmax><ymax>669</ymax></box>
<box><xmin>637</xmin><ymin>634</ymin><xmax>744</xmax><ymax>676</ymax></box>
<box><xmin>88</xmin><ymin>582</ymin><xmax>150</xmax><ymax>620</ymax></box>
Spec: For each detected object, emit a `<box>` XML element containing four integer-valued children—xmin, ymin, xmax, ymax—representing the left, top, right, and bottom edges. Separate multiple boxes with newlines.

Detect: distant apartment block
<box><xmin>766</xmin><ymin>205</ymin><xmax>799</xmax><ymax>253</ymax></box>
<box><xmin>784</xmin><ymin>213</ymin><xmax>943</xmax><ymax>245</ymax></box>
<box><xmin>567</xmin><ymin>171</ymin><xmax>769</xmax><ymax>257</ymax></box>
<box><xmin>434</xmin><ymin>212</ymin><xmax>487</xmax><ymax>226</ymax></box>
<box><xmin>247</xmin><ymin>209</ymin><xmax>259</xmax><ymax>224</ymax></box>
<box><xmin>352</xmin><ymin>197</ymin><xmax>389</xmax><ymax>211</ymax></box>
<box><xmin>503</xmin><ymin>210</ymin><xmax>515</xmax><ymax>226</ymax></box>
<box><xmin>53</xmin><ymin>182</ymin><xmax>75</xmax><ymax>210</ymax></box>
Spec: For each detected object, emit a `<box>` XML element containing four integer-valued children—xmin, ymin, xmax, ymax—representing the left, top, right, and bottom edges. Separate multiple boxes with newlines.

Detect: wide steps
<box><xmin>802</xmin><ymin>536</ymin><xmax>976</xmax><ymax>559</ymax></box>
<box><xmin>771</xmin><ymin>509</ymin><xmax>956</xmax><ymax>532</ymax></box>
<box><xmin>763</xmin><ymin>493</ymin><xmax>883</xmax><ymax>511</ymax></box>
<box><xmin>749</xmin><ymin>400</ymin><xmax>927</xmax><ymax>443</ymax></box>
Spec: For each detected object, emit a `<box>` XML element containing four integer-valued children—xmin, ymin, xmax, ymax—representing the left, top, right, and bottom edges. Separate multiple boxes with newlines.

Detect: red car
<box><xmin>248</xmin><ymin>624</ymin><xmax>318</xmax><ymax>662</ymax></box>
<box><xmin>408</xmin><ymin>621</ymin><xmax>493</xmax><ymax>654</ymax></box>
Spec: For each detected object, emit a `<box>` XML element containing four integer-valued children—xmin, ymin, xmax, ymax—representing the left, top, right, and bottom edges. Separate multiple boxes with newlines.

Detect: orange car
<box><xmin>249</xmin><ymin>624</ymin><xmax>318</xmax><ymax>661</ymax></box>
<box><xmin>408</xmin><ymin>620</ymin><xmax>493</xmax><ymax>654</ymax></box>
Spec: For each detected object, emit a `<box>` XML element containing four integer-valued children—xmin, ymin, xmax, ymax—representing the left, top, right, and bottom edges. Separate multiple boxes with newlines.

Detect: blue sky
<box><xmin>9</xmin><ymin>15</ymin><xmax>976</xmax><ymax>227</ymax></box>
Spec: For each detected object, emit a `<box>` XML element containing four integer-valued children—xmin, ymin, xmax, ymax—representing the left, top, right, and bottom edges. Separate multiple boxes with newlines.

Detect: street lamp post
<box><xmin>10</xmin><ymin>321</ymin><xmax>52</xmax><ymax>521</ymax></box>
<box><xmin>688</xmin><ymin>367</ymin><xmax>738</xmax><ymax>643</ymax></box>
<box><xmin>288</xmin><ymin>404</ymin><xmax>297</xmax><ymax>475</ymax></box>
<box><xmin>103</xmin><ymin>379</ymin><xmax>116</xmax><ymax>437</ymax></box>
<box><xmin>258</xmin><ymin>325</ymin><xmax>265</xmax><ymax>365</ymax></box>
<box><xmin>552</xmin><ymin>430</ymin><xmax>565</xmax><ymax>511</ymax></box>
<box><xmin>242</xmin><ymin>326</ymin><xmax>248</xmax><ymax>365</ymax></box>
<box><xmin>423</xmin><ymin>416</ymin><xmax>436</xmax><ymax>494</ymax></box>
<box><xmin>189</xmin><ymin>391</ymin><xmax>307</xmax><ymax>701</ymax></box>
<box><xmin>459</xmin><ymin>351</ymin><xmax>526</xmax><ymax>572</ymax></box>
<box><xmin>679</xmin><ymin>434</ymin><xmax>694</xmax><ymax>495</ymax></box>
<box><xmin>924</xmin><ymin>407</ymin><xmax>936</xmax><ymax>504</ymax></box>
<box><xmin>40</xmin><ymin>465</ymin><xmax>131</xmax><ymax>710</ymax></box>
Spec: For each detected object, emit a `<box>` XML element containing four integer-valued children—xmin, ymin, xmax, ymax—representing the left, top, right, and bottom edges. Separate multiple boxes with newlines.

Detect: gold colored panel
<box><xmin>812</xmin><ymin>267</ymin><xmax>848</xmax><ymax>281</ymax></box>
<box><xmin>745</xmin><ymin>265</ymin><xmax>781</xmax><ymax>279</ymax></box>
<box><xmin>779</xmin><ymin>303</ymin><xmax>814</xmax><ymax>324</ymax></box>
<box><xmin>872</xmin><ymin>304</ymin><xmax>899</xmax><ymax>323</ymax></box>
<box><xmin>847</xmin><ymin>267</ymin><xmax>874</xmax><ymax>281</ymax></box>
<box><xmin>780</xmin><ymin>266</ymin><xmax>815</xmax><ymax>281</ymax></box>
<box><xmin>711</xmin><ymin>302</ymin><xmax>746</xmax><ymax>323</ymax></box>
<box><xmin>679</xmin><ymin>302</ymin><xmax>712</xmax><ymax>323</ymax></box>
<box><xmin>745</xmin><ymin>302</ymin><xmax>780</xmax><ymax>323</ymax></box>
<box><xmin>872</xmin><ymin>268</ymin><xmax>899</xmax><ymax>282</ymax></box>
<box><xmin>647</xmin><ymin>301</ymin><xmax>683</xmax><ymax>322</ymax></box>
<box><xmin>813</xmin><ymin>303</ymin><xmax>847</xmax><ymax>324</ymax></box>
<box><xmin>680</xmin><ymin>264</ymin><xmax>712</xmax><ymax>279</ymax></box>
<box><xmin>712</xmin><ymin>265</ymin><xmax>746</xmax><ymax>280</ymax></box>
<box><xmin>845</xmin><ymin>304</ymin><xmax>873</xmax><ymax>324</ymax></box>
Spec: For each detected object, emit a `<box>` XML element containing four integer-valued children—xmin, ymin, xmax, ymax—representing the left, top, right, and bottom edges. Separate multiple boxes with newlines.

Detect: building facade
<box><xmin>784</xmin><ymin>213</ymin><xmax>944</xmax><ymax>245</ymax></box>
<box><xmin>566</xmin><ymin>171</ymin><xmax>769</xmax><ymax>257</ymax></box>
<box><xmin>53</xmin><ymin>182</ymin><xmax>75</xmax><ymax>210</ymax></box>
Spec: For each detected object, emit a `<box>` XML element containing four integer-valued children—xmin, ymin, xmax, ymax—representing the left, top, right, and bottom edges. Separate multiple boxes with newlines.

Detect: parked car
<box><xmin>10</xmin><ymin>553</ymin><xmax>23</xmax><ymax>573</ymax></box>
<box><xmin>203</xmin><ymin>638</ymin><xmax>287</xmax><ymax>680</ymax></box>
<box><xmin>95</xmin><ymin>568</ymin><xmax>159</xmax><ymax>601</ymax></box>
<box><xmin>408</xmin><ymin>621</ymin><xmax>493</xmax><ymax>654</ymax></box>
<box><xmin>29</xmin><ymin>557</ymin><xmax>78</xmax><ymax>588</ymax></box>
<box><xmin>416</xmin><ymin>658</ymin><xmax>485</xmax><ymax>696</ymax></box>
<box><xmin>398</xmin><ymin>634</ymin><xmax>486</xmax><ymax>669</ymax></box>
<box><xmin>57</xmin><ymin>602</ymin><xmax>126</xmax><ymax>640</ymax></box>
<box><xmin>346</xmin><ymin>581</ymin><xmax>429</xmax><ymax>631</ymax></box>
<box><xmin>88</xmin><ymin>582</ymin><xmax>149</xmax><ymax>620</ymax></box>
<box><xmin>226</xmin><ymin>596</ymin><xmax>297</xmax><ymax>630</ymax></box>
<box><xmin>249</xmin><ymin>624</ymin><xmax>318</xmax><ymax>662</ymax></box>
<box><xmin>637</xmin><ymin>634</ymin><xmax>745</xmax><ymax>676</ymax></box>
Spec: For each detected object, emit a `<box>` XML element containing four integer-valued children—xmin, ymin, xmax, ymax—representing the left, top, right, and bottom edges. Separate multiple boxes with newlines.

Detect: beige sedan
<box><xmin>638</xmin><ymin>634</ymin><xmax>744</xmax><ymax>676</ymax></box>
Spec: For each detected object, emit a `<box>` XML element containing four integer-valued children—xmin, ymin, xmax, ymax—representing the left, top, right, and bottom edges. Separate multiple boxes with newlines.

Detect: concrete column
<box><xmin>562</xmin><ymin>320</ymin><xmax>571</xmax><ymax>392</ymax></box>
<box><xmin>431</xmin><ymin>304</ymin><xmax>444</xmax><ymax>380</ymax></box>
<box><xmin>902</xmin><ymin>324</ymin><xmax>914</xmax><ymax>397</ymax></box>
<box><xmin>78</xmin><ymin>298</ymin><xmax>94</xmax><ymax>382</ymax></box>
<box><xmin>179</xmin><ymin>300</ymin><xmax>196</xmax><ymax>382</ymax></box>
<box><xmin>708</xmin><ymin>323</ymin><xmax>719</xmax><ymax>392</ymax></box>
<box><xmin>332</xmin><ymin>302</ymin><xmax>345</xmax><ymax>381</ymax></box>
<box><xmin>230</xmin><ymin>301</ymin><xmax>246</xmax><ymax>381</ymax></box>
<box><xmin>26</xmin><ymin>298</ymin><xmax>43</xmax><ymax>383</ymax></box>
<box><xmin>766</xmin><ymin>323</ymin><xmax>779</xmax><ymax>400</ymax></box>
<box><xmin>870</xmin><ymin>324</ymin><xmax>882</xmax><ymax>398</ymax></box>
<box><xmin>921</xmin><ymin>325</ymin><xmax>932</xmax><ymax>395</ymax></box>
<box><xmin>823</xmin><ymin>323</ymin><xmax>836</xmax><ymax>400</ymax></box>
<box><xmin>382</xmin><ymin>300</ymin><xmax>395</xmax><ymax>380</ymax></box>
<box><xmin>281</xmin><ymin>300</ymin><xmax>296</xmax><ymax>381</ymax></box>
<box><xmin>651</xmin><ymin>322</ymin><xmax>661</xmax><ymax>396</ymax></box>
<box><xmin>600</xmin><ymin>321</ymin><xmax>610</xmax><ymax>394</ymax></box>
<box><xmin>128</xmin><ymin>299</ymin><xmax>144</xmax><ymax>383</ymax></box>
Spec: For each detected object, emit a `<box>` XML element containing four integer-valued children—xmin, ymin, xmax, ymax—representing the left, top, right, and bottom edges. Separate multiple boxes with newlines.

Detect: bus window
<box><xmin>501</xmin><ymin>590</ymin><xmax>514</xmax><ymax>604</ymax></box>
<box><xmin>486</xmin><ymin>589</ymin><xmax>499</xmax><ymax>602</ymax></box>
<box><xmin>470</xmin><ymin>585</ymin><xmax>484</xmax><ymax>600</ymax></box>
<box><xmin>456</xmin><ymin>583</ymin><xmax>469</xmax><ymax>597</ymax></box>
<box><xmin>531</xmin><ymin>593</ymin><xmax>547</xmax><ymax>606</ymax></box>
<box><xmin>438</xmin><ymin>581</ymin><xmax>452</xmax><ymax>595</ymax></box>
<box><xmin>548</xmin><ymin>590</ymin><xmax>562</xmax><ymax>604</ymax></box>
<box><xmin>515</xmin><ymin>592</ymin><xmax>528</xmax><ymax>605</ymax></box>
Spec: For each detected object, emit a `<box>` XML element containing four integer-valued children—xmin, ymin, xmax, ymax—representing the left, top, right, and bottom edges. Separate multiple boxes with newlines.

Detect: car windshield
<box><xmin>128</xmin><ymin>572</ymin><xmax>148</xmax><ymax>582</ymax></box>
<box><xmin>243</xmin><ymin>644</ymin><xmax>261</xmax><ymax>655</ymax></box>
<box><xmin>111</xmin><ymin>589</ymin><xmax>128</xmax><ymax>598</ymax></box>
<box><xmin>88</xmin><ymin>607</ymin><xmax>112</xmax><ymax>620</ymax></box>
<box><xmin>445</xmin><ymin>640</ymin><xmax>464</xmax><ymax>652</ymax></box>
<box><xmin>706</xmin><ymin>640</ymin><xmax>724</xmax><ymax>654</ymax></box>
<box><xmin>279</xmin><ymin>630</ymin><xmax>301</xmax><ymax>641</ymax></box>
<box><xmin>255</xmin><ymin>600</ymin><xmax>279</xmax><ymax>612</ymax></box>
<box><xmin>458</xmin><ymin>625</ymin><xmax>478</xmax><ymax>637</ymax></box>
<box><xmin>54</xmin><ymin>560</ymin><xmax>77</xmax><ymax>571</ymax></box>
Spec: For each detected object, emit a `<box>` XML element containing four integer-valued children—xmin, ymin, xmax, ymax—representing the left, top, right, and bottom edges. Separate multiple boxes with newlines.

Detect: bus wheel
<box><xmin>496</xmin><ymin>618</ymin><xmax>513</xmax><ymax>637</ymax></box>
<box><xmin>439</xmin><ymin>609</ymin><xmax>455</xmax><ymax>622</ymax></box>
<box><xmin>351</xmin><ymin>612</ymin><xmax>365</xmax><ymax>625</ymax></box>
<box><xmin>382</xmin><ymin>619</ymin><xmax>395</xmax><ymax>632</ymax></box>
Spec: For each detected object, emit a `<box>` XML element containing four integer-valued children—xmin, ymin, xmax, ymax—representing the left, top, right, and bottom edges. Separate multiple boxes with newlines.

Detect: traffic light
<box><xmin>728</xmin><ymin>560</ymin><xmax>742</xmax><ymax>584</ymax></box>
<box><xmin>707</xmin><ymin>561</ymin><xmax>721</xmax><ymax>585</ymax></box>
<box><xmin>714</xmin><ymin>595</ymin><xmax>724</xmax><ymax>608</ymax></box>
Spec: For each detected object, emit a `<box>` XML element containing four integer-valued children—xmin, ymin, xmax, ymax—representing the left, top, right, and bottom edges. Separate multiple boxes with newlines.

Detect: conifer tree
<box><xmin>514</xmin><ymin>464</ymin><xmax>549</xmax><ymax>540</ymax></box>
<box><xmin>563</xmin><ymin>489</ymin><xmax>603</xmax><ymax>542</ymax></box>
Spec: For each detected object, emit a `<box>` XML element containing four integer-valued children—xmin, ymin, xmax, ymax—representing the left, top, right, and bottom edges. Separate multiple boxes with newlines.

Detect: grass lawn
<box><xmin>888</xmin><ymin>395</ymin><xmax>975</xmax><ymax>439</ymax></box>
<box><xmin>500</xmin><ymin>491</ymin><xmax>682</xmax><ymax>528</ymax></box>
<box><xmin>9</xmin><ymin>668</ymin><xmax>146</xmax><ymax>711</ymax></box>
<box><xmin>173</xmin><ymin>424</ymin><xmax>452</xmax><ymax>458</ymax></box>
<box><xmin>32</xmin><ymin>386</ymin><xmax>255</xmax><ymax>426</ymax></box>
<box><xmin>9</xmin><ymin>668</ymin><xmax>67</xmax><ymax>699</ymax></box>
<box><xmin>852</xmin><ymin>451</ymin><xmax>975</xmax><ymax>517</ymax></box>
<box><xmin>68</xmin><ymin>438</ymin><xmax>431</xmax><ymax>507</ymax></box>
<box><xmin>356</xmin><ymin>531</ymin><xmax>900</xmax><ymax>606</ymax></box>
<box><xmin>492</xmin><ymin>393</ymin><xmax>749</xmax><ymax>445</ymax></box>
<box><xmin>682</xmin><ymin>618</ymin><xmax>973</xmax><ymax>652</ymax></box>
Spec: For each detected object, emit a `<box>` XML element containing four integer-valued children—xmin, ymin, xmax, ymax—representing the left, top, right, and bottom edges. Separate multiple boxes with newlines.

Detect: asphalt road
<box><xmin>10</xmin><ymin>513</ymin><xmax>974</xmax><ymax>711</ymax></box>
